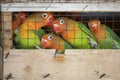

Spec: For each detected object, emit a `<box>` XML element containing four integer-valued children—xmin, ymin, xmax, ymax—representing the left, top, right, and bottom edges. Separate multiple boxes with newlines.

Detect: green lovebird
<box><xmin>88</xmin><ymin>19</ymin><xmax>120</xmax><ymax>49</ymax></box>
<box><xmin>14</xmin><ymin>12</ymin><xmax>54</xmax><ymax>49</ymax></box>
<box><xmin>41</xmin><ymin>33</ymin><xmax>72</xmax><ymax>54</ymax></box>
<box><xmin>53</xmin><ymin>17</ymin><xmax>99</xmax><ymax>49</ymax></box>
<box><xmin>14</xmin><ymin>28</ymin><xmax>46</xmax><ymax>49</ymax></box>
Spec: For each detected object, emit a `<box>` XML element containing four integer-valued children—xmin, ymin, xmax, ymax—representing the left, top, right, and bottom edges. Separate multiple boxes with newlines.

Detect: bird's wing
<box><xmin>33</xmin><ymin>29</ymin><xmax>46</xmax><ymax>40</ymax></box>
<box><xmin>105</xmin><ymin>25</ymin><xmax>120</xmax><ymax>44</ymax></box>
<box><xmin>77</xmin><ymin>22</ymin><xmax>96</xmax><ymax>40</ymax></box>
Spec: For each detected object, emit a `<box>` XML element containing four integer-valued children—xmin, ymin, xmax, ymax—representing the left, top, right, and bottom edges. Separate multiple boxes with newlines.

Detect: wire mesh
<box><xmin>1</xmin><ymin>0</ymin><xmax>120</xmax><ymax>3</ymax></box>
<box><xmin>3</xmin><ymin>12</ymin><xmax>118</xmax><ymax>49</ymax></box>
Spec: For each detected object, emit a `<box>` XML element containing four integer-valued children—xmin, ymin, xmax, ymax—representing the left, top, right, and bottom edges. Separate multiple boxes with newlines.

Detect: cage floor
<box><xmin>4</xmin><ymin>49</ymin><xmax>120</xmax><ymax>80</ymax></box>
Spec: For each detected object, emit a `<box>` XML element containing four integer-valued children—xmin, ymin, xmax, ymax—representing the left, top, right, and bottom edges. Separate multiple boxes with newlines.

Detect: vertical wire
<box><xmin>96</xmin><ymin>12</ymin><xmax>99</xmax><ymax>49</ymax></box>
<box><xmin>35</xmin><ymin>12</ymin><xmax>36</xmax><ymax>48</ymax></box>
<box><xmin>81</xmin><ymin>12</ymin><xmax>83</xmax><ymax>48</ymax></box>
<box><xmin>105</xmin><ymin>12</ymin><xmax>107</xmax><ymax>48</ymax></box>
<box><xmin>73</xmin><ymin>12</ymin><xmax>75</xmax><ymax>49</ymax></box>
<box><xmin>66</xmin><ymin>12</ymin><xmax>68</xmax><ymax>48</ymax></box>
<box><xmin>89</xmin><ymin>12</ymin><xmax>92</xmax><ymax>49</ymax></box>
<box><xmin>27</xmin><ymin>12</ymin><xmax>29</xmax><ymax>48</ymax></box>
<box><xmin>113</xmin><ymin>12</ymin><xmax>115</xmax><ymax>31</ymax></box>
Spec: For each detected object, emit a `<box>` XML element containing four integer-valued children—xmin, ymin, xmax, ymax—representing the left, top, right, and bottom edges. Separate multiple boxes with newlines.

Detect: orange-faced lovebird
<box><xmin>53</xmin><ymin>17</ymin><xmax>99</xmax><ymax>49</ymax></box>
<box><xmin>12</xmin><ymin>12</ymin><xmax>26</xmax><ymax>33</ymax></box>
<box><xmin>15</xmin><ymin>12</ymin><xmax>54</xmax><ymax>49</ymax></box>
<box><xmin>88</xmin><ymin>19</ymin><xmax>120</xmax><ymax>49</ymax></box>
<box><xmin>41</xmin><ymin>33</ymin><xmax>72</xmax><ymax>55</ymax></box>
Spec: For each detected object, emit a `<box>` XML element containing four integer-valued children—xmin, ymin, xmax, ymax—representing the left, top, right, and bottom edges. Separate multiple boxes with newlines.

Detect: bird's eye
<box><xmin>48</xmin><ymin>35</ymin><xmax>53</xmax><ymax>40</ymax></box>
<box><xmin>60</xmin><ymin>19</ymin><xmax>64</xmax><ymax>24</ymax></box>
<box><xmin>42</xmin><ymin>13</ymin><xmax>48</xmax><ymax>18</ymax></box>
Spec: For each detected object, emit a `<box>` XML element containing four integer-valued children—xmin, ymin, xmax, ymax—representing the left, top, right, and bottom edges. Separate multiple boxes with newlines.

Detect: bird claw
<box><xmin>54</xmin><ymin>50</ymin><xmax>62</xmax><ymax>58</ymax></box>
<box><xmin>89</xmin><ymin>42</ymin><xmax>99</xmax><ymax>49</ymax></box>
<box><xmin>87</xmin><ymin>36</ymin><xmax>99</xmax><ymax>49</ymax></box>
<box><xmin>111</xmin><ymin>38</ymin><xmax>119</xmax><ymax>49</ymax></box>
<box><xmin>34</xmin><ymin>44</ymin><xmax>41</xmax><ymax>49</ymax></box>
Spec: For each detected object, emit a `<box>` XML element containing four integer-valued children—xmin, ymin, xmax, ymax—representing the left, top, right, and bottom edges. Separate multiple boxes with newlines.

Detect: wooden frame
<box><xmin>1</xmin><ymin>3</ymin><xmax>120</xmax><ymax>12</ymax></box>
<box><xmin>4</xmin><ymin>49</ymin><xmax>120</xmax><ymax>80</ymax></box>
<box><xmin>1</xmin><ymin>2</ymin><xmax>120</xmax><ymax>80</ymax></box>
<box><xmin>1</xmin><ymin>12</ymin><xmax>12</xmax><ymax>51</ymax></box>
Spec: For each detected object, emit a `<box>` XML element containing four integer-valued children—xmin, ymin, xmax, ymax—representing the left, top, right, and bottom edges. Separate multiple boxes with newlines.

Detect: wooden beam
<box><xmin>4</xmin><ymin>49</ymin><xmax>120</xmax><ymax>80</ymax></box>
<box><xmin>1</xmin><ymin>3</ymin><xmax>120</xmax><ymax>12</ymax></box>
<box><xmin>2</xmin><ymin>12</ymin><xmax>13</xmax><ymax>51</ymax></box>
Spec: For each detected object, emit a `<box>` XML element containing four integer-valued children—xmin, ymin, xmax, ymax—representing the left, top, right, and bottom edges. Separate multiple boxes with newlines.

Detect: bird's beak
<box><xmin>93</xmin><ymin>26</ymin><xmax>98</xmax><ymax>33</ymax></box>
<box><xmin>47</xmin><ymin>15</ymin><xmax>54</xmax><ymax>26</ymax></box>
<box><xmin>53</xmin><ymin>24</ymin><xmax>60</xmax><ymax>34</ymax></box>
<box><xmin>41</xmin><ymin>38</ymin><xmax>48</xmax><ymax>48</ymax></box>
<box><xmin>92</xmin><ymin>24</ymin><xmax>98</xmax><ymax>33</ymax></box>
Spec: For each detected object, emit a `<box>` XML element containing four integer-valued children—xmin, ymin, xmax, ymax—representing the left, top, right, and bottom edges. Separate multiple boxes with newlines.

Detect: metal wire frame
<box><xmin>6</xmin><ymin>12</ymin><xmax>119</xmax><ymax>49</ymax></box>
<box><xmin>1</xmin><ymin>0</ymin><xmax>120</xmax><ymax>3</ymax></box>
<box><xmin>1</xmin><ymin>12</ymin><xmax>120</xmax><ymax>49</ymax></box>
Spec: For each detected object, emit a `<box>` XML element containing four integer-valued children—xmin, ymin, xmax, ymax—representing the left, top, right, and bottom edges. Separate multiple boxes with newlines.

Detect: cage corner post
<box><xmin>2</xmin><ymin>12</ymin><xmax>13</xmax><ymax>54</ymax></box>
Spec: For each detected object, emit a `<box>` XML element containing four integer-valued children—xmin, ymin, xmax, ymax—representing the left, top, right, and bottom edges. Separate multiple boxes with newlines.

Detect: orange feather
<box><xmin>41</xmin><ymin>34</ymin><xmax>64</xmax><ymax>53</ymax></box>
<box><xmin>12</xmin><ymin>12</ymin><xmax>26</xmax><ymax>33</ymax></box>
<box><xmin>89</xmin><ymin>19</ymin><xmax>106</xmax><ymax>42</ymax></box>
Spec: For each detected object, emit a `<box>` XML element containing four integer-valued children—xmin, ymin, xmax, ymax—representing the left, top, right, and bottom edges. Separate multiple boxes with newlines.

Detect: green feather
<box><xmin>14</xmin><ymin>28</ymin><xmax>20</xmax><ymax>46</ymax></box>
<box><xmin>33</xmin><ymin>29</ymin><xmax>46</xmax><ymax>40</ymax></box>
<box><xmin>14</xmin><ymin>28</ymin><xmax>45</xmax><ymax>49</ymax></box>
<box><xmin>99</xmin><ymin>35</ymin><xmax>120</xmax><ymax>49</ymax></box>
<box><xmin>95</xmin><ymin>25</ymin><xmax>120</xmax><ymax>49</ymax></box>
<box><xmin>77</xmin><ymin>22</ymin><xmax>96</xmax><ymax>40</ymax></box>
<box><xmin>64</xmin><ymin>40</ymin><xmax>73</xmax><ymax>49</ymax></box>
<box><xmin>105</xmin><ymin>25</ymin><xmax>120</xmax><ymax>44</ymax></box>
<box><xmin>77</xmin><ymin>22</ymin><xmax>99</xmax><ymax>49</ymax></box>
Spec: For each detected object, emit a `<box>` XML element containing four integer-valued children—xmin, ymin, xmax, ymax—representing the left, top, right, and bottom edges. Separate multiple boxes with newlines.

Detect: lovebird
<box><xmin>41</xmin><ymin>33</ymin><xmax>72</xmax><ymax>54</ymax></box>
<box><xmin>53</xmin><ymin>17</ymin><xmax>99</xmax><ymax>49</ymax></box>
<box><xmin>88</xmin><ymin>19</ymin><xmax>120</xmax><ymax>49</ymax></box>
<box><xmin>15</xmin><ymin>12</ymin><xmax>54</xmax><ymax>49</ymax></box>
<box><xmin>12</xmin><ymin>12</ymin><xmax>26</xmax><ymax>33</ymax></box>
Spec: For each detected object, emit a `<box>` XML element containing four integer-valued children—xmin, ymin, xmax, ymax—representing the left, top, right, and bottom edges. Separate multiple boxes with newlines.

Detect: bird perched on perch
<box><xmin>88</xmin><ymin>19</ymin><xmax>120</xmax><ymax>49</ymax></box>
<box><xmin>41</xmin><ymin>33</ymin><xmax>72</xmax><ymax>55</ymax></box>
<box><xmin>53</xmin><ymin>17</ymin><xmax>99</xmax><ymax>49</ymax></box>
<box><xmin>12</xmin><ymin>12</ymin><xmax>26</xmax><ymax>33</ymax></box>
<box><xmin>14</xmin><ymin>12</ymin><xmax>54</xmax><ymax>49</ymax></box>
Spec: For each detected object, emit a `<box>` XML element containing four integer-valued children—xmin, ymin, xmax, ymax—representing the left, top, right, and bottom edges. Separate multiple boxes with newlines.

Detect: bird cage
<box><xmin>1</xmin><ymin>0</ymin><xmax>120</xmax><ymax>80</ymax></box>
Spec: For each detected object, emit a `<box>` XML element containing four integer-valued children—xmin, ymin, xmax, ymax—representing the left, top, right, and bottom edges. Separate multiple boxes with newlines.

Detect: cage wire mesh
<box><xmin>1</xmin><ymin>0</ymin><xmax>120</xmax><ymax>3</ymax></box>
<box><xmin>7</xmin><ymin>12</ymin><xmax>120</xmax><ymax>49</ymax></box>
